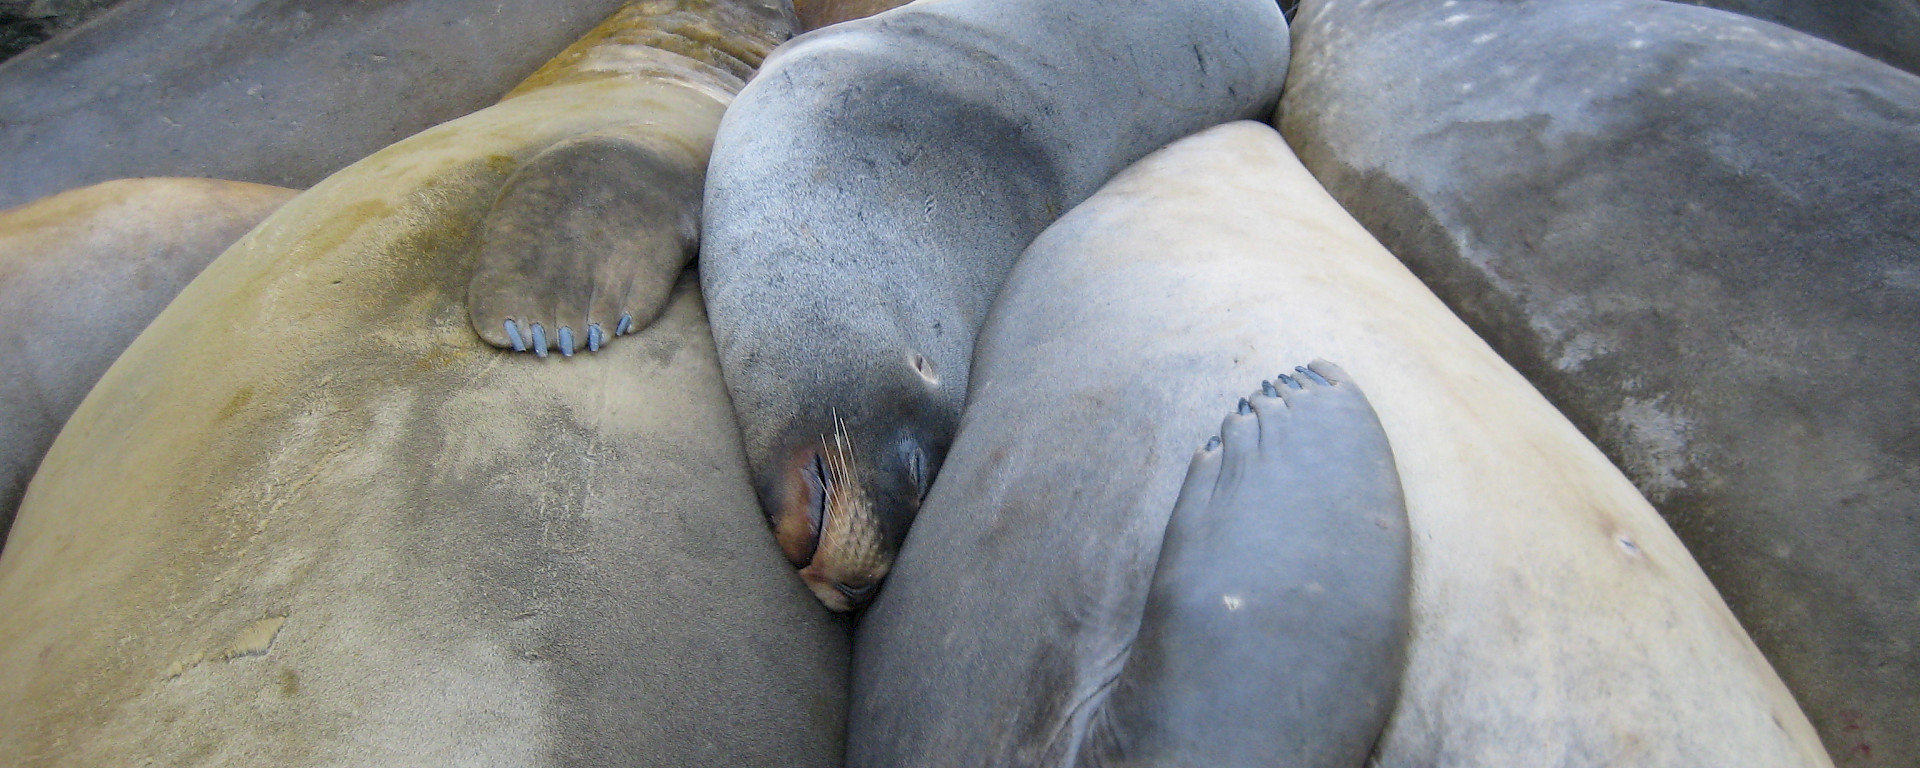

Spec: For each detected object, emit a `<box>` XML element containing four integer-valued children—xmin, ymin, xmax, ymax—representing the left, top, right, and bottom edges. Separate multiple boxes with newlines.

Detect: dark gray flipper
<box><xmin>468</xmin><ymin>125</ymin><xmax>705</xmax><ymax>356</ymax></box>
<box><xmin>1084</xmin><ymin>361</ymin><xmax>1411</xmax><ymax>768</ymax></box>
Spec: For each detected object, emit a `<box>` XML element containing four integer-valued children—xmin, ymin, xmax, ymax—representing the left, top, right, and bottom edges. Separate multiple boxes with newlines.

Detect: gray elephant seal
<box><xmin>700</xmin><ymin>0</ymin><xmax>1292</xmax><ymax>610</ymax></box>
<box><xmin>851</xmin><ymin>122</ymin><xmax>1830</xmax><ymax>768</ymax></box>
<box><xmin>0</xmin><ymin>0</ymin><xmax>639</xmax><ymax>211</ymax></box>
<box><xmin>0</xmin><ymin>177</ymin><xmax>296</xmax><ymax>543</ymax></box>
<box><xmin>1672</xmin><ymin>0</ymin><xmax>1920</xmax><ymax>75</ymax></box>
<box><xmin>0</xmin><ymin>3</ymin><xmax>845</xmax><ymax>765</ymax></box>
<box><xmin>1280</xmin><ymin>0</ymin><xmax>1919</xmax><ymax>762</ymax></box>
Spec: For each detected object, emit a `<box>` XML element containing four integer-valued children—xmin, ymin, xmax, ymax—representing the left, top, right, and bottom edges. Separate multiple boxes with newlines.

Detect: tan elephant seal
<box><xmin>0</xmin><ymin>178</ymin><xmax>297</xmax><ymax>542</ymax></box>
<box><xmin>850</xmin><ymin>122</ymin><xmax>1831</xmax><ymax>768</ymax></box>
<box><xmin>0</xmin><ymin>2</ymin><xmax>846</xmax><ymax>765</ymax></box>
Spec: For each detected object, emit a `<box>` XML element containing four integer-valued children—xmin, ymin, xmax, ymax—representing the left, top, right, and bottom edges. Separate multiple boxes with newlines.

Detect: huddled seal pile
<box><xmin>850</xmin><ymin>121</ymin><xmax>1831</xmax><ymax>768</ymax></box>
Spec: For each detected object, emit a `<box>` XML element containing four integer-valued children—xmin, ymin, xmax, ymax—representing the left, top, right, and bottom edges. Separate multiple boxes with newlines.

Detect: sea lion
<box><xmin>0</xmin><ymin>0</ymin><xmax>639</xmax><ymax>211</ymax></box>
<box><xmin>850</xmin><ymin>122</ymin><xmax>1831</xmax><ymax>768</ymax></box>
<box><xmin>699</xmin><ymin>0</ymin><xmax>1292</xmax><ymax>610</ymax></box>
<box><xmin>0</xmin><ymin>177</ymin><xmax>297</xmax><ymax>543</ymax></box>
<box><xmin>0</xmin><ymin>3</ymin><xmax>845</xmax><ymax>765</ymax></box>
<box><xmin>1278</xmin><ymin>0</ymin><xmax>1919</xmax><ymax>762</ymax></box>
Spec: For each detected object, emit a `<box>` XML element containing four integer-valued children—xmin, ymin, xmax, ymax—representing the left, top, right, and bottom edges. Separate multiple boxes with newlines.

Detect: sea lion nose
<box><xmin>770</xmin><ymin>443</ymin><xmax>829</xmax><ymax>568</ymax></box>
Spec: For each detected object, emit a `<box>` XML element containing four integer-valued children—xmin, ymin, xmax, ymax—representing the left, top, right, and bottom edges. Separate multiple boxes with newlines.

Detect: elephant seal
<box><xmin>0</xmin><ymin>177</ymin><xmax>296</xmax><ymax>544</ymax></box>
<box><xmin>699</xmin><ymin>0</ymin><xmax>1292</xmax><ymax>610</ymax></box>
<box><xmin>0</xmin><ymin>3</ymin><xmax>845</xmax><ymax>765</ymax></box>
<box><xmin>789</xmin><ymin>0</ymin><xmax>914</xmax><ymax>31</ymax></box>
<box><xmin>0</xmin><ymin>0</ymin><xmax>641</xmax><ymax>211</ymax></box>
<box><xmin>1671</xmin><ymin>0</ymin><xmax>1920</xmax><ymax>75</ymax></box>
<box><xmin>1279</xmin><ymin>0</ymin><xmax>1920</xmax><ymax>762</ymax></box>
<box><xmin>851</xmin><ymin>122</ymin><xmax>1831</xmax><ymax>768</ymax></box>
<box><xmin>0</xmin><ymin>0</ymin><xmax>122</xmax><ymax>61</ymax></box>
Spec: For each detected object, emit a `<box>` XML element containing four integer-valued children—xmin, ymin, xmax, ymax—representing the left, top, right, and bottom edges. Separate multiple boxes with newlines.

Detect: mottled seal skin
<box><xmin>0</xmin><ymin>0</ymin><xmax>638</xmax><ymax>211</ymax></box>
<box><xmin>0</xmin><ymin>177</ymin><xmax>296</xmax><ymax>545</ymax></box>
<box><xmin>1279</xmin><ymin>1</ymin><xmax>1919</xmax><ymax>763</ymax></box>
<box><xmin>0</xmin><ymin>3</ymin><xmax>846</xmax><ymax>766</ymax></box>
<box><xmin>1672</xmin><ymin>0</ymin><xmax>1920</xmax><ymax>75</ymax></box>
<box><xmin>700</xmin><ymin>0</ymin><xmax>1291</xmax><ymax>610</ymax></box>
<box><xmin>851</xmin><ymin>122</ymin><xmax>1831</xmax><ymax>768</ymax></box>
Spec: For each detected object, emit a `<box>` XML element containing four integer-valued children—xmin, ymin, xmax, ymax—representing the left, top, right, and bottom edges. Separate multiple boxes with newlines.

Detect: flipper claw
<box><xmin>531</xmin><ymin>323</ymin><xmax>548</xmax><ymax>358</ymax></box>
<box><xmin>505</xmin><ymin>319</ymin><xmax>526</xmax><ymax>352</ymax></box>
<box><xmin>1262</xmin><ymin>380</ymin><xmax>1280</xmax><ymax>397</ymax></box>
<box><xmin>588</xmin><ymin>324</ymin><xmax>603</xmax><ymax>352</ymax></box>
<box><xmin>1277</xmin><ymin>373</ymin><xmax>1303</xmax><ymax>390</ymax></box>
<box><xmin>617</xmin><ymin>313</ymin><xmax>634</xmax><ymax>336</ymax></box>
<box><xmin>1296</xmin><ymin>365</ymin><xmax>1330</xmax><ymax>386</ymax></box>
<box><xmin>559</xmin><ymin>326</ymin><xmax>575</xmax><ymax>357</ymax></box>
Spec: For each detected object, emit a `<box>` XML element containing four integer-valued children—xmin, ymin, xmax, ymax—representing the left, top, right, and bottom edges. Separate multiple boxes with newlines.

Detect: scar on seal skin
<box><xmin>468</xmin><ymin>125</ymin><xmax>706</xmax><ymax>357</ymax></box>
<box><xmin>1082</xmin><ymin>361</ymin><xmax>1411</xmax><ymax>767</ymax></box>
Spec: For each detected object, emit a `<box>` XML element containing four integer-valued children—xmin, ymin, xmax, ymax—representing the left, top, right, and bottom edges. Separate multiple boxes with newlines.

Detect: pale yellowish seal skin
<box><xmin>0</xmin><ymin>3</ymin><xmax>842</xmax><ymax>766</ymax></box>
<box><xmin>0</xmin><ymin>178</ymin><xmax>298</xmax><ymax>543</ymax></box>
<box><xmin>850</xmin><ymin>122</ymin><xmax>1831</xmax><ymax>767</ymax></box>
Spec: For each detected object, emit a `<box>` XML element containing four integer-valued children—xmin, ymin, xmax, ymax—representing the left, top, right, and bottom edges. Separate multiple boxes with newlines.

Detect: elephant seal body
<box><xmin>0</xmin><ymin>0</ymin><xmax>639</xmax><ymax>210</ymax></box>
<box><xmin>0</xmin><ymin>3</ymin><xmax>846</xmax><ymax>765</ymax></box>
<box><xmin>1672</xmin><ymin>0</ymin><xmax>1920</xmax><ymax>75</ymax></box>
<box><xmin>852</xmin><ymin>122</ymin><xmax>1830</xmax><ymax>768</ymax></box>
<box><xmin>700</xmin><ymin>0</ymin><xmax>1291</xmax><ymax>609</ymax></box>
<box><xmin>1279</xmin><ymin>1</ymin><xmax>1920</xmax><ymax>762</ymax></box>
<box><xmin>0</xmin><ymin>177</ymin><xmax>296</xmax><ymax>542</ymax></box>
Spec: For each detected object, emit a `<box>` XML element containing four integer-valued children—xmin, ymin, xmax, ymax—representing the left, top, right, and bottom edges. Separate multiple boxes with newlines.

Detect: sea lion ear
<box><xmin>465</xmin><ymin>125</ymin><xmax>709</xmax><ymax>358</ymax></box>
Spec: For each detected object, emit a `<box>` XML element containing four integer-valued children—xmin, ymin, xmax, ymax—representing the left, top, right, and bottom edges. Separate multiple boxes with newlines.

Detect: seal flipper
<box><xmin>1084</xmin><ymin>361</ymin><xmax>1411</xmax><ymax>768</ymax></box>
<box><xmin>468</xmin><ymin>125</ymin><xmax>706</xmax><ymax>355</ymax></box>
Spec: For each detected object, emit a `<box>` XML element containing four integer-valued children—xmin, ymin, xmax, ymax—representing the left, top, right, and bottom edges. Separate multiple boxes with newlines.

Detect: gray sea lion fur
<box><xmin>0</xmin><ymin>3</ymin><xmax>845</xmax><ymax>764</ymax></box>
<box><xmin>1280</xmin><ymin>0</ymin><xmax>1920</xmax><ymax>762</ymax></box>
<box><xmin>850</xmin><ymin>121</ymin><xmax>1829</xmax><ymax>768</ymax></box>
<box><xmin>0</xmin><ymin>177</ymin><xmax>297</xmax><ymax>545</ymax></box>
<box><xmin>699</xmin><ymin>0</ymin><xmax>1291</xmax><ymax>610</ymax></box>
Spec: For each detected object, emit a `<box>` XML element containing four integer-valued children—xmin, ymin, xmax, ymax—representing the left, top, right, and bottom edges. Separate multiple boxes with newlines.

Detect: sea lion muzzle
<box><xmin>771</xmin><ymin>424</ymin><xmax>895</xmax><ymax>611</ymax></box>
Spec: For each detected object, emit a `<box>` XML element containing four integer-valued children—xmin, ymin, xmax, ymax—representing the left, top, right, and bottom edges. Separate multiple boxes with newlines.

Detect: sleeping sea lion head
<box><xmin>739</xmin><ymin>333</ymin><xmax>959</xmax><ymax>612</ymax></box>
